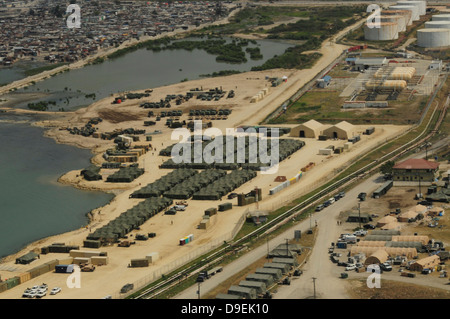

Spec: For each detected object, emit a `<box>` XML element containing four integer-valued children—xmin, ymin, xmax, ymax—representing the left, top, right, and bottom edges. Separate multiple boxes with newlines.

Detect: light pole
<box><xmin>312</xmin><ymin>277</ymin><xmax>317</xmax><ymax>299</ymax></box>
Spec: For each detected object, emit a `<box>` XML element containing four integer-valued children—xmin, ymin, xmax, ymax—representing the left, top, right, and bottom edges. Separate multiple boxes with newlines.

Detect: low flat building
<box><xmin>393</xmin><ymin>158</ymin><xmax>440</xmax><ymax>185</ymax></box>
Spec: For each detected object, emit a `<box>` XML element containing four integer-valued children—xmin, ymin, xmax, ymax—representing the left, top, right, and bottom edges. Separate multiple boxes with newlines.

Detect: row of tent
<box><xmin>130</xmin><ymin>168</ymin><xmax>198</xmax><ymax>198</ymax></box>
<box><xmin>158</xmin><ymin>138</ymin><xmax>305</xmax><ymax>170</ymax></box>
<box><xmin>192</xmin><ymin>170</ymin><xmax>257</xmax><ymax>200</ymax></box>
<box><xmin>106</xmin><ymin>167</ymin><xmax>145</xmax><ymax>183</ymax></box>
<box><xmin>86</xmin><ymin>197</ymin><xmax>173</xmax><ymax>245</ymax></box>
<box><xmin>163</xmin><ymin>169</ymin><xmax>228</xmax><ymax>199</ymax></box>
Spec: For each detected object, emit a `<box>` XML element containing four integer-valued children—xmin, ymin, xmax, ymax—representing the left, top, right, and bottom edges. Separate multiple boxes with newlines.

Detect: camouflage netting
<box><xmin>163</xmin><ymin>169</ymin><xmax>227</xmax><ymax>199</ymax></box>
<box><xmin>159</xmin><ymin>137</ymin><xmax>305</xmax><ymax>170</ymax></box>
<box><xmin>192</xmin><ymin>170</ymin><xmax>257</xmax><ymax>200</ymax></box>
<box><xmin>86</xmin><ymin>197</ymin><xmax>173</xmax><ymax>245</ymax></box>
<box><xmin>106</xmin><ymin>166</ymin><xmax>145</xmax><ymax>183</ymax></box>
<box><xmin>130</xmin><ymin>168</ymin><xmax>198</xmax><ymax>198</ymax></box>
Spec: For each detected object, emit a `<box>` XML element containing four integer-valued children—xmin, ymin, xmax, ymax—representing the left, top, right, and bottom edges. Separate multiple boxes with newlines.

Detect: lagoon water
<box><xmin>5</xmin><ymin>38</ymin><xmax>293</xmax><ymax>111</ymax></box>
<box><xmin>0</xmin><ymin>122</ymin><xmax>113</xmax><ymax>259</ymax></box>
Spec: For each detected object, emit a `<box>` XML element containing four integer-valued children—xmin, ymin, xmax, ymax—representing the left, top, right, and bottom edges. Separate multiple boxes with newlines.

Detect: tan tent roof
<box><xmin>398</xmin><ymin>210</ymin><xmax>418</xmax><ymax>221</ymax></box>
<box><xmin>365</xmin><ymin>249</ymin><xmax>389</xmax><ymax>265</ymax></box>
<box><xmin>350</xmin><ymin>246</ymin><xmax>418</xmax><ymax>259</ymax></box>
<box><xmin>377</xmin><ymin>215</ymin><xmax>397</xmax><ymax>226</ymax></box>
<box><xmin>412</xmin><ymin>255</ymin><xmax>439</xmax><ymax>267</ymax></box>
<box><xmin>302</xmin><ymin>119</ymin><xmax>324</xmax><ymax>130</ymax></box>
<box><xmin>381</xmin><ymin>221</ymin><xmax>402</xmax><ymax>230</ymax></box>
<box><xmin>357</xmin><ymin>241</ymin><xmax>387</xmax><ymax>247</ymax></box>
<box><xmin>392</xmin><ymin>235</ymin><xmax>429</xmax><ymax>245</ymax></box>
<box><xmin>334</xmin><ymin>121</ymin><xmax>354</xmax><ymax>131</ymax></box>
<box><xmin>413</xmin><ymin>204</ymin><xmax>427</xmax><ymax>213</ymax></box>
<box><xmin>428</xmin><ymin>207</ymin><xmax>444</xmax><ymax>213</ymax></box>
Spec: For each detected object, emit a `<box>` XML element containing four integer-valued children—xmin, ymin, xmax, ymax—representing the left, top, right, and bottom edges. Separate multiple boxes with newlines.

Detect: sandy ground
<box><xmin>0</xmin><ymin>16</ymin><xmax>411</xmax><ymax>299</ymax></box>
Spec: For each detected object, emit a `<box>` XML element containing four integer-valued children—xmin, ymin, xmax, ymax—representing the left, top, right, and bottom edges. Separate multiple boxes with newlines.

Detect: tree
<box><xmin>380</xmin><ymin>161</ymin><xmax>395</xmax><ymax>175</ymax></box>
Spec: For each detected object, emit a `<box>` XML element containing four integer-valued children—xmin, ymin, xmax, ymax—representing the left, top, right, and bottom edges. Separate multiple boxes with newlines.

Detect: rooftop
<box><xmin>393</xmin><ymin>158</ymin><xmax>440</xmax><ymax>170</ymax></box>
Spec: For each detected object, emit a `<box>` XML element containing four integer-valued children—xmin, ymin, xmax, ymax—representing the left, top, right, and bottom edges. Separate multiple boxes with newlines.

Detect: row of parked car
<box><xmin>315</xmin><ymin>191</ymin><xmax>346</xmax><ymax>211</ymax></box>
<box><xmin>22</xmin><ymin>284</ymin><xmax>61</xmax><ymax>298</ymax></box>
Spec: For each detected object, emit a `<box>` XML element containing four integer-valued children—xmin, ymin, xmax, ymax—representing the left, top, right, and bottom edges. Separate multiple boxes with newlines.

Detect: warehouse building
<box><xmin>289</xmin><ymin>119</ymin><xmax>324</xmax><ymax>138</ymax></box>
<box><xmin>354</xmin><ymin>57</ymin><xmax>388</xmax><ymax>71</ymax></box>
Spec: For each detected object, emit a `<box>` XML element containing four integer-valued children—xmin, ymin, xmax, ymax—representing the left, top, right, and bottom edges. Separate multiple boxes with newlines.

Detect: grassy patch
<box><xmin>347</xmin><ymin>279</ymin><xmax>450</xmax><ymax>299</ymax></box>
<box><xmin>24</xmin><ymin>62</ymin><xmax>68</xmax><ymax>76</ymax></box>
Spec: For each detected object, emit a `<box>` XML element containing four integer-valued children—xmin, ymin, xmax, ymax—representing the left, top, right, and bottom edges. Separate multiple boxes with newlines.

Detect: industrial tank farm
<box><xmin>425</xmin><ymin>21</ymin><xmax>450</xmax><ymax>29</ymax></box>
<box><xmin>396</xmin><ymin>1</ymin><xmax>426</xmax><ymax>16</ymax></box>
<box><xmin>432</xmin><ymin>14</ymin><xmax>450</xmax><ymax>22</ymax></box>
<box><xmin>417</xmin><ymin>28</ymin><xmax>450</xmax><ymax>48</ymax></box>
<box><xmin>388</xmin><ymin>5</ymin><xmax>420</xmax><ymax>22</ymax></box>
<box><xmin>383</xmin><ymin>10</ymin><xmax>413</xmax><ymax>26</ymax></box>
<box><xmin>364</xmin><ymin>22</ymin><xmax>399</xmax><ymax>41</ymax></box>
<box><xmin>380</xmin><ymin>15</ymin><xmax>407</xmax><ymax>32</ymax></box>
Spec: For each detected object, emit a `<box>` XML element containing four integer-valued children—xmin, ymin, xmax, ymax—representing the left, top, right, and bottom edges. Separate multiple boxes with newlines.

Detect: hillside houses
<box><xmin>0</xmin><ymin>0</ymin><xmax>235</xmax><ymax>66</ymax></box>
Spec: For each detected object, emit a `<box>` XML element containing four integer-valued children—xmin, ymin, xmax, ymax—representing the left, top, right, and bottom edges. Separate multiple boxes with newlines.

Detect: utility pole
<box><xmin>312</xmin><ymin>277</ymin><xmax>317</xmax><ymax>299</ymax></box>
<box><xmin>358</xmin><ymin>202</ymin><xmax>362</xmax><ymax>229</ymax></box>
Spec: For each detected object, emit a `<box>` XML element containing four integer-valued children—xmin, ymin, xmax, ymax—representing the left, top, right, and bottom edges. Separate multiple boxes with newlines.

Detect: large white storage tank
<box><xmin>380</xmin><ymin>15</ymin><xmax>407</xmax><ymax>32</ymax></box>
<box><xmin>425</xmin><ymin>21</ymin><xmax>450</xmax><ymax>29</ymax></box>
<box><xmin>389</xmin><ymin>5</ymin><xmax>419</xmax><ymax>21</ymax></box>
<box><xmin>396</xmin><ymin>1</ymin><xmax>426</xmax><ymax>16</ymax></box>
<box><xmin>417</xmin><ymin>28</ymin><xmax>450</xmax><ymax>48</ymax></box>
<box><xmin>383</xmin><ymin>10</ymin><xmax>413</xmax><ymax>26</ymax></box>
<box><xmin>364</xmin><ymin>22</ymin><xmax>399</xmax><ymax>41</ymax></box>
<box><xmin>432</xmin><ymin>14</ymin><xmax>450</xmax><ymax>22</ymax></box>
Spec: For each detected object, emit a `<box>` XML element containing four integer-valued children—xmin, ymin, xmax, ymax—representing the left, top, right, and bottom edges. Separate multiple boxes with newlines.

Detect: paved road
<box><xmin>175</xmin><ymin>173</ymin><xmax>386</xmax><ymax>299</ymax></box>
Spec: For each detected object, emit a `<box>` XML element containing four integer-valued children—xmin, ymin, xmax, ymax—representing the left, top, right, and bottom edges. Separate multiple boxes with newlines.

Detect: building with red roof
<box><xmin>393</xmin><ymin>158</ymin><xmax>440</xmax><ymax>184</ymax></box>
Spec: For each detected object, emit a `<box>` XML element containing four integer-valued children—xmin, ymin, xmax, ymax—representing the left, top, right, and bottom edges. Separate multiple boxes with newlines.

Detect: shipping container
<box><xmin>55</xmin><ymin>264</ymin><xmax>75</xmax><ymax>273</ymax></box>
<box><xmin>91</xmin><ymin>256</ymin><xmax>109</xmax><ymax>266</ymax></box>
<box><xmin>145</xmin><ymin>252</ymin><xmax>159</xmax><ymax>263</ymax></box>
<box><xmin>130</xmin><ymin>258</ymin><xmax>150</xmax><ymax>267</ymax></box>
<box><xmin>18</xmin><ymin>272</ymin><xmax>31</xmax><ymax>284</ymax></box>
<box><xmin>218</xmin><ymin>202</ymin><xmax>232</xmax><ymax>211</ymax></box>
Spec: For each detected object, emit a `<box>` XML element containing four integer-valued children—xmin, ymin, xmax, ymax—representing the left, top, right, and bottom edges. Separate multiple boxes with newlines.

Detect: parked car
<box><xmin>50</xmin><ymin>287</ymin><xmax>61</xmax><ymax>295</ymax></box>
<box><xmin>346</xmin><ymin>264</ymin><xmax>356</xmax><ymax>271</ymax></box>
<box><xmin>323</xmin><ymin>200</ymin><xmax>332</xmax><ymax>207</ymax></box>
<box><xmin>363</xmin><ymin>224</ymin><xmax>376</xmax><ymax>229</ymax></box>
<box><xmin>315</xmin><ymin>204</ymin><xmax>324</xmax><ymax>211</ymax></box>
<box><xmin>328</xmin><ymin>197</ymin><xmax>335</xmax><ymax>204</ymax></box>
<box><xmin>174</xmin><ymin>205</ymin><xmax>186</xmax><ymax>211</ymax></box>
<box><xmin>35</xmin><ymin>289</ymin><xmax>47</xmax><ymax>298</ymax></box>
<box><xmin>227</xmin><ymin>193</ymin><xmax>238</xmax><ymax>199</ymax></box>
<box><xmin>380</xmin><ymin>262</ymin><xmax>392</xmax><ymax>272</ymax></box>
<box><xmin>358</xmin><ymin>192</ymin><xmax>367</xmax><ymax>201</ymax></box>
<box><xmin>354</xmin><ymin>229</ymin><xmax>368</xmax><ymax>236</ymax></box>
<box><xmin>338</xmin><ymin>191</ymin><xmax>346</xmax><ymax>198</ymax></box>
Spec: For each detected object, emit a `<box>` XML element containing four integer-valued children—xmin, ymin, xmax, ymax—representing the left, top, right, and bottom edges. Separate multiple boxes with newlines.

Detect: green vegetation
<box><xmin>251</xmin><ymin>39</ymin><xmax>322</xmax><ymax>71</ymax></box>
<box><xmin>27</xmin><ymin>100</ymin><xmax>56</xmax><ymax>111</ymax></box>
<box><xmin>199</xmin><ymin>70</ymin><xmax>242</xmax><ymax>78</ymax></box>
<box><xmin>245</xmin><ymin>47</ymin><xmax>263</xmax><ymax>60</ymax></box>
<box><xmin>24</xmin><ymin>63</ymin><xmax>67</xmax><ymax>77</ymax></box>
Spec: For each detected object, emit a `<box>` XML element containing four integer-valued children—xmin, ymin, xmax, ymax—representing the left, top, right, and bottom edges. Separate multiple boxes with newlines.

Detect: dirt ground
<box><xmin>0</xmin><ymin>18</ymin><xmax>411</xmax><ymax>299</ymax></box>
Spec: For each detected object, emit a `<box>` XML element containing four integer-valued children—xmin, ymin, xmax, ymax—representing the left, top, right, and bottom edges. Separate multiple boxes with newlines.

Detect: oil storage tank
<box><xmin>425</xmin><ymin>21</ymin><xmax>450</xmax><ymax>29</ymax></box>
<box><xmin>383</xmin><ymin>10</ymin><xmax>413</xmax><ymax>26</ymax></box>
<box><xmin>364</xmin><ymin>22</ymin><xmax>399</xmax><ymax>41</ymax></box>
<box><xmin>389</xmin><ymin>5</ymin><xmax>419</xmax><ymax>21</ymax></box>
<box><xmin>396</xmin><ymin>1</ymin><xmax>426</xmax><ymax>16</ymax></box>
<box><xmin>432</xmin><ymin>14</ymin><xmax>450</xmax><ymax>22</ymax></box>
<box><xmin>380</xmin><ymin>15</ymin><xmax>407</xmax><ymax>32</ymax></box>
<box><xmin>417</xmin><ymin>28</ymin><xmax>450</xmax><ymax>48</ymax></box>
